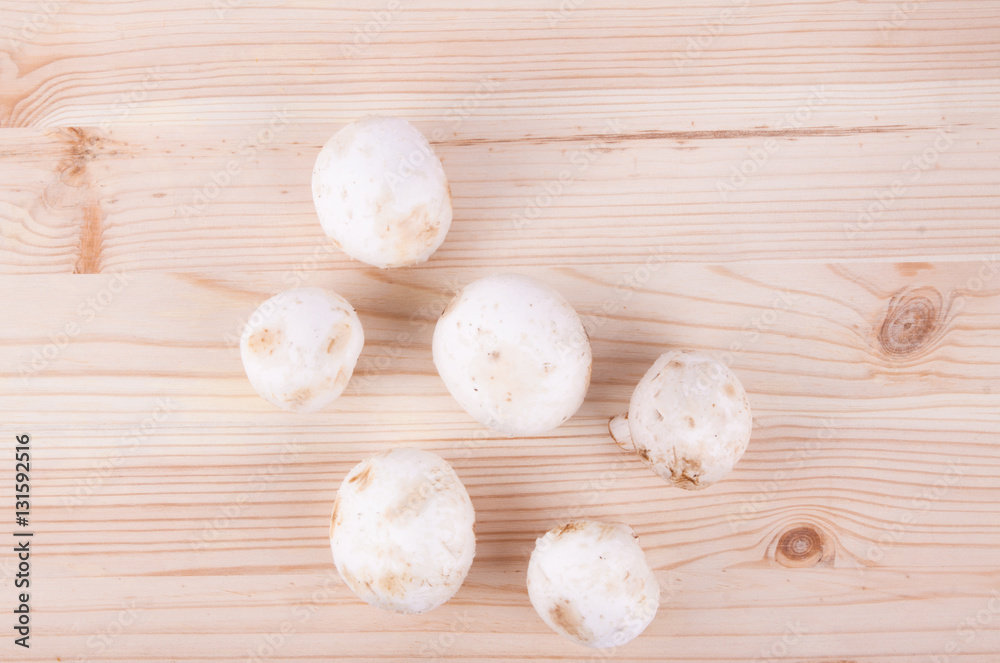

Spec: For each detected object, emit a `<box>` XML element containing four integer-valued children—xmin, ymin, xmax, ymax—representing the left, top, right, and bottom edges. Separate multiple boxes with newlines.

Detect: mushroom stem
<box><xmin>609</xmin><ymin>414</ymin><xmax>634</xmax><ymax>453</ymax></box>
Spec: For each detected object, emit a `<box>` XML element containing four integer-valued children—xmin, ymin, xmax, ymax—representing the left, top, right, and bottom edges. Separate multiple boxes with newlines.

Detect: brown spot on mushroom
<box><xmin>378</xmin><ymin>572</ymin><xmax>408</xmax><ymax>597</ymax></box>
<box><xmin>289</xmin><ymin>387</ymin><xmax>313</xmax><ymax>406</ymax></box>
<box><xmin>774</xmin><ymin>525</ymin><xmax>833</xmax><ymax>568</ymax></box>
<box><xmin>386</xmin><ymin>485</ymin><xmax>431</xmax><ymax>521</ymax></box>
<box><xmin>876</xmin><ymin>287</ymin><xmax>948</xmax><ymax>358</ymax></box>
<box><xmin>685</xmin><ymin>415</ymin><xmax>695</xmax><ymax>428</ymax></box>
<box><xmin>488</xmin><ymin>350</ymin><xmax>500</xmax><ymax>360</ymax></box>
<box><xmin>416</xmin><ymin>216</ymin><xmax>440</xmax><ymax>244</ymax></box>
<box><xmin>387</xmin><ymin>205</ymin><xmax>440</xmax><ymax>262</ymax></box>
<box><xmin>348</xmin><ymin>464</ymin><xmax>374</xmax><ymax>491</ymax></box>
<box><xmin>595</xmin><ymin>523</ymin><xmax>618</xmax><ymax>541</ymax></box>
<box><xmin>342</xmin><ymin>572</ymin><xmax>374</xmax><ymax>599</ymax></box>
<box><xmin>724</xmin><ymin>383</ymin><xmax>736</xmax><ymax>397</ymax></box>
<box><xmin>248</xmin><ymin>327</ymin><xmax>282</xmax><ymax>355</ymax></box>
<box><xmin>554</xmin><ymin>522</ymin><xmax>585</xmax><ymax>536</ymax></box>
<box><xmin>549</xmin><ymin>599</ymin><xmax>593</xmax><ymax>644</ymax></box>
<box><xmin>334</xmin><ymin>367</ymin><xmax>348</xmax><ymax>389</ymax></box>
<box><xmin>669</xmin><ymin>457</ymin><xmax>704</xmax><ymax>489</ymax></box>
<box><xmin>326</xmin><ymin>321</ymin><xmax>352</xmax><ymax>354</ymax></box>
<box><xmin>329</xmin><ymin>496</ymin><xmax>340</xmax><ymax>536</ymax></box>
<box><xmin>635</xmin><ymin>446</ymin><xmax>651</xmax><ymax>462</ymax></box>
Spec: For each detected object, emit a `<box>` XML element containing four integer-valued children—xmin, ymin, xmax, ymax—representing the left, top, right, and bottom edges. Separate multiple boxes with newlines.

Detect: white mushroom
<box><xmin>609</xmin><ymin>350</ymin><xmax>752</xmax><ymax>490</ymax></box>
<box><xmin>329</xmin><ymin>447</ymin><xmax>476</xmax><ymax>614</ymax></box>
<box><xmin>240</xmin><ymin>287</ymin><xmax>364</xmax><ymax>413</ymax></box>
<box><xmin>432</xmin><ymin>273</ymin><xmax>592</xmax><ymax>436</ymax></box>
<box><xmin>527</xmin><ymin>521</ymin><xmax>659</xmax><ymax>648</ymax></box>
<box><xmin>312</xmin><ymin>116</ymin><xmax>452</xmax><ymax>268</ymax></box>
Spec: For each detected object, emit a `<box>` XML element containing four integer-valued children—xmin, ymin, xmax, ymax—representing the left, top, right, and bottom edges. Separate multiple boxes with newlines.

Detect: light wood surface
<box><xmin>1</xmin><ymin>1</ymin><xmax>999</xmax><ymax>661</ymax></box>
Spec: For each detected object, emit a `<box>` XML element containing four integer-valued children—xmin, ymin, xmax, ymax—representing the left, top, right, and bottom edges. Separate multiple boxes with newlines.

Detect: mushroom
<box><xmin>432</xmin><ymin>273</ymin><xmax>592</xmax><ymax>436</ymax></box>
<box><xmin>527</xmin><ymin>520</ymin><xmax>659</xmax><ymax>648</ymax></box>
<box><xmin>312</xmin><ymin>116</ymin><xmax>452</xmax><ymax>268</ymax></box>
<box><xmin>609</xmin><ymin>350</ymin><xmax>752</xmax><ymax>489</ymax></box>
<box><xmin>329</xmin><ymin>447</ymin><xmax>476</xmax><ymax>614</ymax></box>
<box><xmin>240</xmin><ymin>287</ymin><xmax>364</xmax><ymax>413</ymax></box>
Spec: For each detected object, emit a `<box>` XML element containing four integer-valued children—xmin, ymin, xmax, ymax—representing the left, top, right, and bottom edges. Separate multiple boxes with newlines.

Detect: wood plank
<box><xmin>0</xmin><ymin>121</ymin><xmax>997</xmax><ymax>273</ymax></box>
<box><xmin>1</xmin><ymin>265</ymin><xmax>999</xmax><ymax>660</ymax></box>
<box><xmin>1</xmin><ymin>1</ymin><xmax>999</xmax><ymax>128</ymax></box>
<box><xmin>2</xmin><ymin>0</ymin><xmax>998</xmax><ymax>272</ymax></box>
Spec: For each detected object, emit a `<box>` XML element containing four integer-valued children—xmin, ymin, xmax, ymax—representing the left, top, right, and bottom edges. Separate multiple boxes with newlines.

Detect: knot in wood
<box><xmin>775</xmin><ymin>525</ymin><xmax>831</xmax><ymax>568</ymax></box>
<box><xmin>878</xmin><ymin>287</ymin><xmax>944</xmax><ymax>358</ymax></box>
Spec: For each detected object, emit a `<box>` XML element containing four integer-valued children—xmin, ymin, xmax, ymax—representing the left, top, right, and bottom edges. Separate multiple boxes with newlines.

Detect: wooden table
<box><xmin>1</xmin><ymin>1</ymin><xmax>999</xmax><ymax>661</ymax></box>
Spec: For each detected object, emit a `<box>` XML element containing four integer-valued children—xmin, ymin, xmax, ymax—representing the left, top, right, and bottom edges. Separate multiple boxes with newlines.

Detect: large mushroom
<box><xmin>329</xmin><ymin>447</ymin><xmax>476</xmax><ymax>614</ymax></box>
<box><xmin>432</xmin><ymin>273</ymin><xmax>592</xmax><ymax>436</ymax></box>
<box><xmin>527</xmin><ymin>520</ymin><xmax>659</xmax><ymax>648</ymax></box>
<box><xmin>240</xmin><ymin>287</ymin><xmax>364</xmax><ymax>413</ymax></box>
<box><xmin>609</xmin><ymin>350</ymin><xmax>752</xmax><ymax>489</ymax></box>
<box><xmin>312</xmin><ymin>116</ymin><xmax>452</xmax><ymax>268</ymax></box>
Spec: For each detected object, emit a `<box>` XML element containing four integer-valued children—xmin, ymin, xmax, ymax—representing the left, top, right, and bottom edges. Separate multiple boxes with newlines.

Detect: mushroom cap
<box><xmin>432</xmin><ymin>273</ymin><xmax>592</xmax><ymax>436</ymax></box>
<box><xmin>312</xmin><ymin>116</ymin><xmax>452</xmax><ymax>268</ymax></box>
<box><xmin>527</xmin><ymin>521</ymin><xmax>659</xmax><ymax>649</ymax></box>
<box><xmin>240</xmin><ymin>287</ymin><xmax>364</xmax><ymax>413</ymax></box>
<box><xmin>621</xmin><ymin>350</ymin><xmax>752</xmax><ymax>489</ymax></box>
<box><xmin>329</xmin><ymin>447</ymin><xmax>476</xmax><ymax>614</ymax></box>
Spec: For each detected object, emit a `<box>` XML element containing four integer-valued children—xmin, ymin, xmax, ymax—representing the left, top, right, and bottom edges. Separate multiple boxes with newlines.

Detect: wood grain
<box><xmin>0</xmin><ymin>1</ymin><xmax>998</xmax><ymax>272</ymax></box>
<box><xmin>1</xmin><ymin>122</ymin><xmax>998</xmax><ymax>273</ymax></box>
<box><xmin>2</xmin><ymin>265</ymin><xmax>1000</xmax><ymax>661</ymax></box>
<box><xmin>0</xmin><ymin>0</ymin><xmax>999</xmax><ymax>661</ymax></box>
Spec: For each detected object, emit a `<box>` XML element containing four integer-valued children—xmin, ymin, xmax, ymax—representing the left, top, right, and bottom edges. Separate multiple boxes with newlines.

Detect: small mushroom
<box><xmin>329</xmin><ymin>447</ymin><xmax>476</xmax><ymax>614</ymax></box>
<box><xmin>312</xmin><ymin>116</ymin><xmax>452</xmax><ymax>268</ymax></box>
<box><xmin>610</xmin><ymin>350</ymin><xmax>752</xmax><ymax>490</ymax></box>
<box><xmin>527</xmin><ymin>520</ymin><xmax>659</xmax><ymax>648</ymax></box>
<box><xmin>432</xmin><ymin>273</ymin><xmax>592</xmax><ymax>436</ymax></box>
<box><xmin>240</xmin><ymin>287</ymin><xmax>364</xmax><ymax>413</ymax></box>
